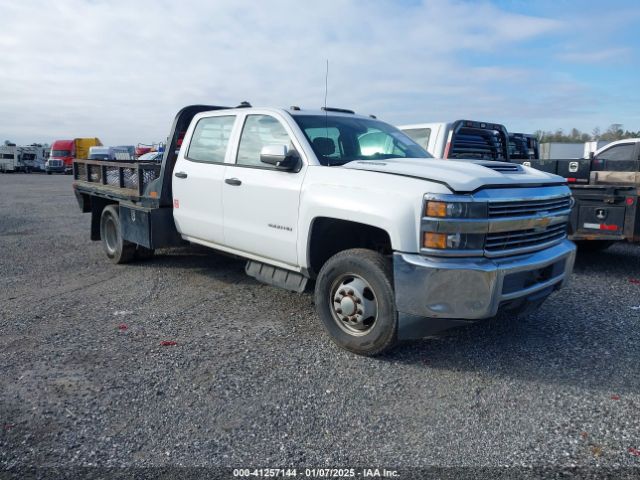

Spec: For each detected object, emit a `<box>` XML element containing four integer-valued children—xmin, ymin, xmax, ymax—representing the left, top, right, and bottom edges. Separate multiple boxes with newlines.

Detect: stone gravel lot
<box><xmin>1</xmin><ymin>174</ymin><xmax>639</xmax><ymax>474</ymax></box>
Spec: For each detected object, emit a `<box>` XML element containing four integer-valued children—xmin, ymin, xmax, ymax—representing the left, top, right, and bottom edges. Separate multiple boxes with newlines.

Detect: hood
<box><xmin>342</xmin><ymin>158</ymin><xmax>565</xmax><ymax>192</ymax></box>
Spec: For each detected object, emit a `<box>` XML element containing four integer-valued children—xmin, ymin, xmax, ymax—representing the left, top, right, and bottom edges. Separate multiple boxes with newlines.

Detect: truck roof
<box><xmin>195</xmin><ymin>105</ymin><xmax>375</xmax><ymax>120</ymax></box>
<box><xmin>398</xmin><ymin>120</ymin><xmax>507</xmax><ymax>131</ymax></box>
<box><xmin>51</xmin><ymin>139</ymin><xmax>73</xmax><ymax>147</ymax></box>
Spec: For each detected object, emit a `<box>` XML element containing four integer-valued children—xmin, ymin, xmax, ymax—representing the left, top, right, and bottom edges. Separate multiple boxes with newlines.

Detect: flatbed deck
<box><xmin>73</xmin><ymin>159</ymin><xmax>161</xmax><ymax>202</ymax></box>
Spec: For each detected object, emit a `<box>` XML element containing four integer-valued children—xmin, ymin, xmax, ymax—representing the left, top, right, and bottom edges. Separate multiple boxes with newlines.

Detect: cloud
<box><xmin>557</xmin><ymin>47</ymin><xmax>631</xmax><ymax>63</ymax></box>
<box><xmin>0</xmin><ymin>0</ymin><xmax>630</xmax><ymax>145</ymax></box>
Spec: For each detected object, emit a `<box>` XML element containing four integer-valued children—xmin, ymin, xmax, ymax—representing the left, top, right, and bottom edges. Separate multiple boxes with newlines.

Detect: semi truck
<box><xmin>47</xmin><ymin>138</ymin><xmax>102</xmax><ymax>174</ymax></box>
<box><xmin>73</xmin><ymin>104</ymin><xmax>575</xmax><ymax>355</ymax></box>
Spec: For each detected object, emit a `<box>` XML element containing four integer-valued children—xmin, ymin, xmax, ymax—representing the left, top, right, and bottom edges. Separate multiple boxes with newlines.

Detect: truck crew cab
<box><xmin>73</xmin><ymin>104</ymin><xmax>576</xmax><ymax>355</ymax></box>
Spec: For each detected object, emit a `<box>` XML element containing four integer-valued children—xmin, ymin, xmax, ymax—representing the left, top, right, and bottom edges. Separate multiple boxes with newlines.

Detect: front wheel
<box><xmin>314</xmin><ymin>248</ymin><xmax>397</xmax><ymax>356</ymax></box>
<box><xmin>100</xmin><ymin>205</ymin><xmax>135</xmax><ymax>264</ymax></box>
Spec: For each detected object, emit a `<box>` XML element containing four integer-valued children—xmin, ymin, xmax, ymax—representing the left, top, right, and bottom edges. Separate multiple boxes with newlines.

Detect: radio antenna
<box><xmin>324</xmin><ymin>59</ymin><xmax>329</xmax><ymax>142</ymax></box>
<box><xmin>324</xmin><ymin>59</ymin><xmax>329</xmax><ymax>110</ymax></box>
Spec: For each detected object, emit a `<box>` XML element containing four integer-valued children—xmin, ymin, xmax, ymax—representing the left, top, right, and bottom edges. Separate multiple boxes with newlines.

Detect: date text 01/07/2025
<box><xmin>232</xmin><ymin>467</ymin><xmax>400</xmax><ymax>477</ymax></box>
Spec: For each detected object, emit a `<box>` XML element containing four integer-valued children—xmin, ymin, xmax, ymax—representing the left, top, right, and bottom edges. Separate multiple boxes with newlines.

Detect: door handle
<box><xmin>225</xmin><ymin>178</ymin><xmax>242</xmax><ymax>186</ymax></box>
<box><xmin>174</xmin><ymin>171</ymin><xmax>188</xmax><ymax>179</ymax></box>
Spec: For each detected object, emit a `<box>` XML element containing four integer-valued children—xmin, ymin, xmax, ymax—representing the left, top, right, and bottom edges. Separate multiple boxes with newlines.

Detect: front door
<box><xmin>223</xmin><ymin>113</ymin><xmax>305</xmax><ymax>267</ymax></box>
<box><xmin>594</xmin><ymin>142</ymin><xmax>640</xmax><ymax>172</ymax></box>
<box><xmin>172</xmin><ymin>114</ymin><xmax>237</xmax><ymax>245</ymax></box>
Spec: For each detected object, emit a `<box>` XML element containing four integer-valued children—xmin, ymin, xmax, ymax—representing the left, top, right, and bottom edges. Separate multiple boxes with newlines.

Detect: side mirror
<box><xmin>260</xmin><ymin>144</ymin><xmax>300</xmax><ymax>171</ymax></box>
<box><xmin>589</xmin><ymin>151</ymin><xmax>595</xmax><ymax>159</ymax></box>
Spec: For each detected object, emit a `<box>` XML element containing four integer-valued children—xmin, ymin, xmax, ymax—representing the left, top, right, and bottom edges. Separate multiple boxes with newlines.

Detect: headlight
<box><xmin>424</xmin><ymin>200</ymin><xmax>486</xmax><ymax>219</ymax></box>
<box><xmin>421</xmin><ymin>195</ymin><xmax>488</xmax><ymax>255</ymax></box>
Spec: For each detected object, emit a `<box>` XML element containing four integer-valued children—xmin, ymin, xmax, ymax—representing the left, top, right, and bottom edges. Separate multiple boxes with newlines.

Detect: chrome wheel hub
<box><xmin>330</xmin><ymin>274</ymin><xmax>378</xmax><ymax>336</ymax></box>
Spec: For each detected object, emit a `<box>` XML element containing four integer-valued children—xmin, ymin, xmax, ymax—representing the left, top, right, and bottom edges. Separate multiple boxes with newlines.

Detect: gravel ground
<box><xmin>1</xmin><ymin>174</ymin><xmax>639</xmax><ymax>475</ymax></box>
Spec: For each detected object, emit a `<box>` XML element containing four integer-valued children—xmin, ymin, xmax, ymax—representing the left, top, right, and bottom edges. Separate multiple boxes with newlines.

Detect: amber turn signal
<box><xmin>425</xmin><ymin>201</ymin><xmax>447</xmax><ymax>217</ymax></box>
<box><xmin>423</xmin><ymin>232</ymin><xmax>447</xmax><ymax>249</ymax></box>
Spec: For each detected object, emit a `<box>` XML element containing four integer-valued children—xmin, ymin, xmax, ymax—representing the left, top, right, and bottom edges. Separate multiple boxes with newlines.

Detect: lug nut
<box><xmin>339</xmin><ymin>290</ymin><xmax>346</xmax><ymax>296</ymax></box>
<box><xmin>348</xmin><ymin>290</ymin><xmax>354</xmax><ymax>295</ymax></box>
<box><xmin>336</xmin><ymin>308</ymin><xmax>342</xmax><ymax>314</ymax></box>
<box><xmin>355</xmin><ymin>298</ymin><xmax>361</xmax><ymax>304</ymax></box>
<box><xmin>357</xmin><ymin>309</ymin><xmax>363</xmax><ymax>315</ymax></box>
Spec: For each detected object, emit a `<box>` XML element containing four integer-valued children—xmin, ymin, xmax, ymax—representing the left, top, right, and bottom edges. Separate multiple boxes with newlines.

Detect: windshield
<box><xmin>52</xmin><ymin>150</ymin><xmax>71</xmax><ymax>157</ymax></box>
<box><xmin>293</xmin><ymin>115</ymin><xmax>431</xmax><ymax>166</ymax></box>
<box><xmin>88</xmin><ymin>154</ymin><xmax>110</xmax><ymax>160</ymax></box>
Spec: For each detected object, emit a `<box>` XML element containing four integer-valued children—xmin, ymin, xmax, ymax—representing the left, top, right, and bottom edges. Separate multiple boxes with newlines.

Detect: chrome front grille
<box><xmin>486</xmin><ymin>223</ymin><xmax>567</xmax><ymax>254</ymax></box>
<box><xmin>488</xmin><ymin>196</ymin><xmax>572</xmax><ymax>218</ymax></box>
<box><xmin>420</xmin><ymin>187</ymin><xmax>573</xmax><ymax>258</ymax></box>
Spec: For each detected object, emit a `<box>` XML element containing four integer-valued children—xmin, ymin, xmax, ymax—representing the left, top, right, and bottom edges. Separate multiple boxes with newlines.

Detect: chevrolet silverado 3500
<box><xmin>73</xmin><ymin>105</ymin><xmax>576</xmax><ymax>355</ymax></box>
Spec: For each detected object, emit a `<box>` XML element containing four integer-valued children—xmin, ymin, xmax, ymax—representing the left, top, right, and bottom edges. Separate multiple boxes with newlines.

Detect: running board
<box><xmin>245</xmin><ymin>261</ymin><xmax>308</xmax><ymax>293</ymax></box>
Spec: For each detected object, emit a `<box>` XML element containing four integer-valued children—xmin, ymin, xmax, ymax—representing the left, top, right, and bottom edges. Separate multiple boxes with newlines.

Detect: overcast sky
<box><xmin>1</xmin><ymin>0</ymin><xmax>639</xmax><ymax>146</ymax></box>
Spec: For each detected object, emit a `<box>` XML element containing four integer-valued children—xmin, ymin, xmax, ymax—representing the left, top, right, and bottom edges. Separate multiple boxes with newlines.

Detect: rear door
<box><xmin>222</xmin><ymin>113</ymin><xmax>306</xmax><ymax>266</ymax></box>
<box><xmin>172</xmin><ymin>114</ymin><xmax>238</xmax><ymax>245</ymax></box>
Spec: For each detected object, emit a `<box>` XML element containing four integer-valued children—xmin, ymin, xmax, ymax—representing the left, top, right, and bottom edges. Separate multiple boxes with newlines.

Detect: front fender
<box><xmin>297</xmin><ymin>167</ymin><xmax>452</xmax><ymax>268</ymax></box>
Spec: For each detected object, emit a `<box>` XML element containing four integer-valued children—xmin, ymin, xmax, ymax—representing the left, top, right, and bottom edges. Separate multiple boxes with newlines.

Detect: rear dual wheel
<box><xmin>100</xmin><ymin>205</ymin><xmax>154</xmax><ymax>264</ymax></box>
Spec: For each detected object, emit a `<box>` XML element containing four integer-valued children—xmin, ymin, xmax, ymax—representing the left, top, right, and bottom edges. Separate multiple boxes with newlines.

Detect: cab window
<box><xmin>402</xmin><ymin>128</ymin><xmax>431</xmax><ymax>150</ymax></box>
<box><xmin>597</xmin><ymin>143</ymin><xmax>638</xmax><ymax>172</ymax></box>
<box><xmin>186</xmin><ymin>116</ymin><xmax>236</xmax><ymax>163</ymax></box>
<box><xmin>236</xmin><ymin>115</ymin><xmax>292</xmax><ymax>168</ymax></box>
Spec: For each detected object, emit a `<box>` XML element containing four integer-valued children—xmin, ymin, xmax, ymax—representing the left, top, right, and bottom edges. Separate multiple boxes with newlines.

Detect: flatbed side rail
<box><xmin>73</xmin><ymin>159</ymin><xmax>161</xmax><ymax>197</ymax></box>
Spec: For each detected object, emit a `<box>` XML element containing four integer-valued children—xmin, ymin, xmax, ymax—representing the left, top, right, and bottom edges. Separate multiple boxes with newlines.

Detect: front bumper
<box><xmin>393</xmin><ymin>240</ymin><xmax>576</xmax><ymax>339</ymax></box>
<box><xmin>46</xmin><ymin>165</ymin><xmax>66</xmax><ymax>173</ymax></box>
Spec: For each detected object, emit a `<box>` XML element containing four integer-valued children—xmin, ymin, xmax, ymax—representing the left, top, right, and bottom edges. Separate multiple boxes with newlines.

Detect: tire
<box><xmin>47</xmin><ymin>171</ymin><xmax>52</xmax><ymax>175</ymax></box>
<box><xmin>314</xmin><ymin>248</ymin><xmax>397</xmax><ymax>356</ymax></box>
<box><xmin>575</xmin><ymin>240</ymin><xmax>615</xmax><ymax>252</ymax></box>
<box><xmin>100</xmin><ymin>205</ymin><xmax>135</xmax><ymax>264</ymax></box>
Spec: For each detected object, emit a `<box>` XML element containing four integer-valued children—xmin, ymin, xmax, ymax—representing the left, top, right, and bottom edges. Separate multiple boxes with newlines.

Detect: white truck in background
<box><xmin>583</xmin><ymin>141</ymin><xmax>612</xmax><ymax>159</ymax></box>
<box><xmin>399</xmin><ymin>120</ymin><xmax>510</xmax><ymax>162</ymax></box>
<box><xmin>73</xmin><ymin>105</ymin><xmax>576</xmax><ymax>356</ymax></box>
